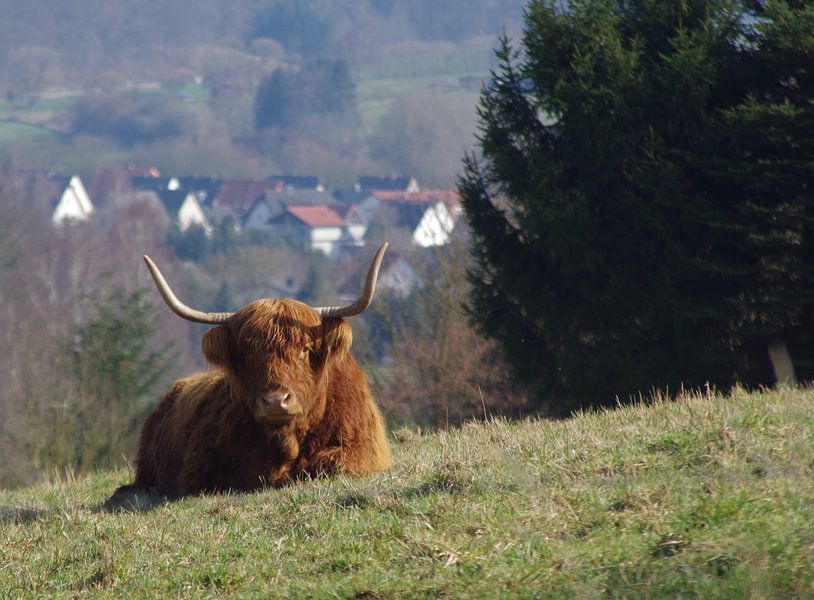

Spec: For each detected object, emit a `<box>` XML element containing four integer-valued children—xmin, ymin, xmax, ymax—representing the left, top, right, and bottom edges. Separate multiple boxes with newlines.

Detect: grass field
<box><xmin>1</xmin><ymin>386</ymin><xmax>812</xmax><ymax>598</ymax></box>
<box><xmin>0</xmin><ymin>119</ymin><xmax>60</xmax><ymax>144</ymax></box>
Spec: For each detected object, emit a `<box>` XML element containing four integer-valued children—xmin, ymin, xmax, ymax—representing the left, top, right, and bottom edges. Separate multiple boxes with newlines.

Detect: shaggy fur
<box><xmin>123</xmin><ymin>299</ymin><xmax>391</xmax><ymax>497</ymax></box>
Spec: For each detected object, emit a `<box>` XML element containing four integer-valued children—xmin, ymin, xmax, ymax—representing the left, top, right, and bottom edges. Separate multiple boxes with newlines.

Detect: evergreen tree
<box><xmin>254</xmin><ymin>60</ymin><xmax>356</xmax><ymax>131</ymax></box>
<box><xmin>702</xmin><ymin>1</ymin><xmax>814</xmax><ymax>382</ymax></box>
<box><xmin>39</xmin><ymin>288</ymin><xmax>176</xmax><ymax>472</ymax></box>
<box><xmin>461</xmin><ymin>0</ymin><xmax>814</xmax><ymax>413</ymax></box>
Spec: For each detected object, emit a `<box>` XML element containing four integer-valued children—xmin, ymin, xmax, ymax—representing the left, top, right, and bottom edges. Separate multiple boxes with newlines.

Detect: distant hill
<box><xmin>0</xmin><ymin>0</ymin><xmax>525</xmax><ymax>93</ymax></box>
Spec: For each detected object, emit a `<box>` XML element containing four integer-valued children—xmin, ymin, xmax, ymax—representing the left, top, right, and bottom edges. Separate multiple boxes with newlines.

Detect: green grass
<box><xmin>0</xmin><ymin>119</ymin><xmax>59</xmax><ymax>143</ymax></box>
<box><xmin>0</xmin><ymin>95</ymin><xmax>78</xmax><ymax>116</ymax></box>
<box><xmin>356</xmin><ymin>43</ymin><xmax>493</xmax><ymax>83</ymax></box>
<box><xmin>2</xmin><ymin>387</ymin><xmax>813</xmax><ymax>598</ymax></box>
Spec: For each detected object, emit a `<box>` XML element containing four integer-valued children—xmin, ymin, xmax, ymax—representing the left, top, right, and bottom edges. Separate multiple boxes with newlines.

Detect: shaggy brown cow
<box><xmin>119</xmin><ymin>244</ymin><xmax>392</xmax><ymax>497</ymax></box>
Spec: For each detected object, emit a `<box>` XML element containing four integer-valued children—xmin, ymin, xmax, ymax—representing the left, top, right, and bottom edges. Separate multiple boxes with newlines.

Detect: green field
<box><xmin>2</xmin><ymin>386</ymin><xmax>812</xmax><ymax>598</ymax></box>
<box><xmin>0</xmin><ymin>119</ymin><xmax>59</xmax><ymax>144</ymax></box>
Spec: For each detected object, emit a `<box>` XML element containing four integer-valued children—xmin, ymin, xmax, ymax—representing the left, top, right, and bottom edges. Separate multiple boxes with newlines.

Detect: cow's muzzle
<box><xmin>258</xmin><ymin>390</ymin><xmax>303</xmax><ymax>422</ymax></box>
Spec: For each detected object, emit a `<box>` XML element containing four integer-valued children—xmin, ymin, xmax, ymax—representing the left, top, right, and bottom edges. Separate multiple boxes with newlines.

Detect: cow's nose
<box><xmin>263</xmin><ymin>391</ymin><xmax>290</xmax><ymax>410</ymax></box>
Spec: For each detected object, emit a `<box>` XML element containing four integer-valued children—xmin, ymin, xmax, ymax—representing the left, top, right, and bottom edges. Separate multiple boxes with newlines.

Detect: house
<box><xmin>333</xmin><ymin>189</ymin><xmax>379</xmax><ymax>223</ymax></box>
<box><xmin>377</xmin><ymin>253</ymin><xmax>418</xmax><ymax>296</ymax></box>
<box><xmin>90</xmin><ymin>166</ymin><xmax>160</xmax><ymax>209</ymax></box>
<box><xmin>338</xmin><ymin>251</ymin><xmax>419</xmax><ymax>298</ymax></box>
<box><xmin>209</xmin><ymin>180</ymin><xmax>282</xmax><ymax>229</ymax></box>
<box><xmin>393</xmin><ymin>200</ymin><xmax>456</xmax><ymax>248</ymax></box>
<box><xmin>367</xmin><ymin>190</ymin><xmax>462</xmax><ymax>247</ymax></box>
<box><xmin>355</xmin><ymin>176</ymin><xmax>420</xmax><ymax>194</ymax></box>
<box><xmin>366</xmin><ymin>197</ymin><xmax>457</xmax><ymax>248</ymax></box>
<box><xmin>268</xmin><ymin>204</ymin><xmax>366</xmax><ymax>257</ymax></box>
<box><xmin>157</xmin><ymin>189</ymin><xmax>213</xmax><ymax>235</ymax></box>
<box><xmin>117</xmin><ymin>171</ymin><xmax>214</xmax><ymax>234</ymax></box>
<box><xmin>242</xmin><ymin>190</ymin><xmax>335</xmax><ymax>232</ymax></box>
<box><xmin>372</xmin><ymin>189</ymin><xmax>462</xmax><ymax>220</ymax></box>
<box><xmin>49</xmin><ymin>175</ymin><xmax>94</xmax><ymax>226</ymax></box>
<box><xmin>129</xmin><ymin>173</ymin><xmax>223</xmax><ymax>207</ymax></box>
<box><xmin>176</xmin><ymin>176</ymin><xmax>223</xmax><ymax>207</ymax></box>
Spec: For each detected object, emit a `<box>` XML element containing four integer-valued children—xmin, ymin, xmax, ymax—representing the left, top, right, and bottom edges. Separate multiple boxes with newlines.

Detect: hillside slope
<box><xmin>1</xmin><ymin>387</ymin><xmax>813</xmax><ymax>597</ymax></box>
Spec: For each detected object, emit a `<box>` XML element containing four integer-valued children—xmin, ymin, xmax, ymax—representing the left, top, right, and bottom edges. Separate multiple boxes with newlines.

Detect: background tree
<box><xmin>356</xmin><ymin>241</ymin><xmax>527</xmax><ymax>426</ymax></box>
<box><xmin>0</xmin><ymin>172</ymin><xmax>194</xmax><ymax>488</ymax></box>
<box><xmin>55</xmin><ymin>288</ymin><xmax>176</xmax><ymax>472</ymax></box>
<box><xmin>254</xmin><ymin>60</ymin><xmax>357</xmax><ymax>131</ymax></box>
<box><xmin>70</xmin><ymin>93</ymin><xmax>197</xmax><ymax>147</ymax></box>
<box><xmin>369</xmin><ymin>89</ymin><xmax>479</xmax><ymax>187</ymax></box>
<box><xmin>461</xmin><ymin>0</ymin><xmax>814</xmax><ymax>414</ymax></box>
<box><xmin>251</xmin><ymin>1</ymin><xmax>329</xmax><ymax>60</ymax></box>
<box><xmin>297</xmin><ymin>252</ymin><xmax>331</xmax><ymax>304</ymax></box>
<box><xmin>3</xmin><ymin>45</ymin><xmax>60</xmax><ymax>103</ymax></box>
<box><xmin>167</xmin><ymin>224</ymin><xmax>210</xmax><ymax>261</ymax></box>
<box><xmin>700</xmin><ymin>1</ymin><xmax>814</xmax><ymax>383</ymax></box>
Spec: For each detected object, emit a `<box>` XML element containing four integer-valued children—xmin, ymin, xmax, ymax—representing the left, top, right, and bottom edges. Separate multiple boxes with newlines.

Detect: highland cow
<box><xmin>118</xmin><ymin>244</ymin><xmax>392</xmax><ymax>497</ymax></box>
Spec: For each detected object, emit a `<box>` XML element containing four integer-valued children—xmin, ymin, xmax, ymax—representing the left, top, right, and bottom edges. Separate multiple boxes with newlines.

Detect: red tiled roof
<box><xmin>372</xmin><ymin>189</ymin><xmax>462</xmax><ymax>221</ymax></box>
<box><xmin>286</xmin><ymin>204</ymin><xmax>358</xmax><ymax>227</ymax></box>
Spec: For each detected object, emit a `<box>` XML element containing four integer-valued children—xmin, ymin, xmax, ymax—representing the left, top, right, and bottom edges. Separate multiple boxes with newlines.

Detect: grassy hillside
<box><xmin>2</xmin><ymin>387</ymin><xmax>813</xmax><ymax>598</ymax></box>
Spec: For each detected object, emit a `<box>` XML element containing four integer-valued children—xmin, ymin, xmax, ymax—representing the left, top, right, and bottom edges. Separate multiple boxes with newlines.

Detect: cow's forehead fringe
<box><xmin>231</xmin><ymin>299</ymin><xmax>322</xmax><ymax>352</ymax></box>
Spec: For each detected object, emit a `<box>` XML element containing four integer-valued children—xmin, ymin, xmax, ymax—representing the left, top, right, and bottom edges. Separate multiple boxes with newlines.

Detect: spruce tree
<box><xmin>31</xmin><ymin>288</ymin><xmax>177</xmax><ymax>473</ymax></box>
<box><xmin>461</xmin><ymin>0</ymin><xmax>814</xmax><ymax>413</ymax></box>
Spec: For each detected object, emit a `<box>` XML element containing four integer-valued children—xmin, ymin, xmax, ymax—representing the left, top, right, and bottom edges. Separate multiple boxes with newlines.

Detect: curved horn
<box><xmin>143</xmin><ymin>255</ymin><xmax>233</xmax><ymax>325</ymax></box>
<box><xmin>315</xmin><ymin>243</ymin><xmax>388</xmax><ymax>319</ymax></box>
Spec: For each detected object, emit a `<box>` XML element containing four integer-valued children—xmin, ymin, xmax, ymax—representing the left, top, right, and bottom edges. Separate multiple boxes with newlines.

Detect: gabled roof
<box><xmin>372</xmin><ymin>189</ymin><xmax>462</xmax><ymax>220</ymax></box>
<box><xmin>157</xmin><ymin>189</ymin><xmax>194</xmax><ymax>215</ymax></box>
<box><xmin>215</xmin><ymin>180</ymin><xmax>280</xmax><ymax>215</ymax></box>
<box><xmin>333</xmin><ymin>189</ymin><xmax>374</xmax><ymax>204</ymax></box>
<box><xmin>46</xmin><ymin>174</ymin><xmax>94</xmax><ymax>225</ymax></box>
<box><xmin>391</xmin><ymin>201</ymin><xmax>431</xmax><ymax>230</ymax></box>
<box><xmin>276</xmin><ymin>204</ymin><xmax>362</xmax><ymax>228</ymax></box>
<box><xmin>245</xmin><ymin>190</ymin><xmax>335</xmax><ymax>223</ymax></box>
<box><xmin>177</xmin><ymin>177</ymin><xmax>223</xmax><ymax>205</ymax></box>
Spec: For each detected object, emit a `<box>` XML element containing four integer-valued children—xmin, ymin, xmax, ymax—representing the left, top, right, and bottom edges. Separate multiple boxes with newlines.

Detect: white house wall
<box><xmin>347</xmin><ymin>223</ymin><xmax>367</xmax><ymax>243</ymax></box>
<box><xmin>413</xmin><ymin>202</ymin><xmax>455</xmax><ymax>247</ymax></box>
<box><xmin>179</xmin><ymin>195</ymin><xmax>213</xmax><ymax>234</ymax></box>
<box><xmin>51</xmin><ymin>175</ymin><xmax>94</xmax><ymax>226</ymax></box>
<box><xmin>310</xmin><ymin>226</ymin><xmax>344</xmax><ymax>256</ymax></box>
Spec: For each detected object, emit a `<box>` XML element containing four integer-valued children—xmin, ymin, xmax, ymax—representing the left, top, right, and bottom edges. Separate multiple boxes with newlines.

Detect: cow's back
<box><xmin>134</xmin><ymin>371</ymin><xmax>228</xmax><ymax>494</ymax></box>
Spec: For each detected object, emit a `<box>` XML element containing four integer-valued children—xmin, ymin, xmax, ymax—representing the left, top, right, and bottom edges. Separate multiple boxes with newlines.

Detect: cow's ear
<box><xmin>316</xmin><ymin>318</ymin><xmax>352</xmax><ymax>367</ymax></box>
<box><xmin>202</xmin><ymin>325</ymin><xmax>231</xmax><ymax>367</ymax></box>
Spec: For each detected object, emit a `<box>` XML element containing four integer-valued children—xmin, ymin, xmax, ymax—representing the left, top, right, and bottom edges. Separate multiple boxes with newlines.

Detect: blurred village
<box><xmin>39</xmin><ymin>168</ymin><xmax>463</xmax><ymax>296</ymax></box>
